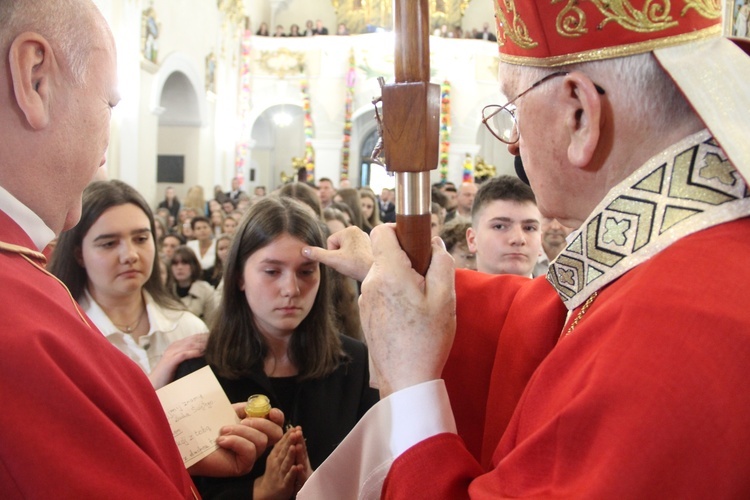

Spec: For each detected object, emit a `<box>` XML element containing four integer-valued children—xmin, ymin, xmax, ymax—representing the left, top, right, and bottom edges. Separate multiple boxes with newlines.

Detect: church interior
<box><xmin>95</xmin><ymin>0</ymin><xmax>514</xmax><ymax>204</ymax></box>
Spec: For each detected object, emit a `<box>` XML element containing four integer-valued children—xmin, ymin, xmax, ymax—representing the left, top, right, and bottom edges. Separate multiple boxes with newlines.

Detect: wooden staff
<box><xmin>381</xmin><ymin>0</ymin><xmax>439</xmax><ymax>276</ymax></box>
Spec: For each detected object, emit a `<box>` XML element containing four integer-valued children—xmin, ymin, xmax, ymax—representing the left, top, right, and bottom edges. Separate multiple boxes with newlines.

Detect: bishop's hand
<box><xmin>359</xmin><ymin>224</ymin><xmax>456</xmax><ymax>397</ymax></box>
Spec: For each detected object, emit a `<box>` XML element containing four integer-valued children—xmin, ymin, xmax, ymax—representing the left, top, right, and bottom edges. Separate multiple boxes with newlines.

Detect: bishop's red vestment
<box><xmin>385</xmin><ymin>131</ymin><xmax>750</xmax><ymax>498</ymax></box>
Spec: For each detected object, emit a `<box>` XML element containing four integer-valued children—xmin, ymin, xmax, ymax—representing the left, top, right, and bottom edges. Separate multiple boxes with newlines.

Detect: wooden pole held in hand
<box><xmin>381</xmin><ymin>0</ymin><xmax>440</xmax><ymax>276</ymax></box>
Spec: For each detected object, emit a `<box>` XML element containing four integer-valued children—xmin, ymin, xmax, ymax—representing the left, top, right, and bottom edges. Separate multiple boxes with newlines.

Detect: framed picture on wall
<box><xmin>726</xmin><ymin>0</ymin><xmax>750</xmax><ymax>38</ymax></box>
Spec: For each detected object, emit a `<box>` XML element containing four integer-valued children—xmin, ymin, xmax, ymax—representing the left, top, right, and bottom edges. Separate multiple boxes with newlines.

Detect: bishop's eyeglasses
<box><xmin>481</xmin><ymin>71</ymin><xmax>606</xmax><ymax>145</ymax></box>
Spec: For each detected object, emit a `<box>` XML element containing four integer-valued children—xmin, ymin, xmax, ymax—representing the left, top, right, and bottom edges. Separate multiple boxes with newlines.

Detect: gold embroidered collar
<box><xmin>548</xmin><ymin>129</ymin><xmax>750</xmax><ymax>310</ymax></box>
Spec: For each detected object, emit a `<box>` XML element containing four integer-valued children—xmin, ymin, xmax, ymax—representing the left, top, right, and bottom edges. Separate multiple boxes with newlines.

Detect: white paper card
<box><xmin>156</xmin><ymin>365</ymin><xmax>239</xmax><ymax>468</ymax></box>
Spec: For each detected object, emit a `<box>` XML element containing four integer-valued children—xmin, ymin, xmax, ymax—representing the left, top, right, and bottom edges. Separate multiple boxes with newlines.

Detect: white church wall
<box><xmin>462</xmin><ymin>0</ymin><xmax>496</xmax><ymax>35</ymax></box>
<box><xmin>259</xmin><ymin>0</ymin><xmax>496</xmax><ymax>38</ymax></box>
<box><xmin>95</xmin><ymin>0</ymin><xmax>515</xmax><ymax>207</ymax></box>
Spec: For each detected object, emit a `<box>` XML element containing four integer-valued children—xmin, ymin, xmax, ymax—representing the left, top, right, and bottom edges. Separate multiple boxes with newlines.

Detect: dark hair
<box><xmin>431</xmin><ymin>201</ymin><xmax>444</xmax><ymax>222</ymax></box>
<box><xmin>168</xmin><ymin>245</ymin><xmax>203</xmax><ymax>286</ymax></box>
<box><xmin>335</xmin><ymin>188</ymin><xmax>366</xmax><ymax>230</ymax></box>
<box><xmin>440</xmin><ymin>218</ymin><xmax>472</xmax><ymax>253</ymax></box>
<box><xmin>278</xmin><ymin>182</ymin><xmax>323</xmax><ymax>218</ymax></box>
<box><xmin>160</xmin><ymin>233</ymin><xmax>185</xmax><ymax>246</ymax></box>
<box><xmin>210</xmin><ymin>233</ymin><xmax>232</xmax><ymax>285</ymax></box>
<box><xmin>331</xmin><ymin>201</ymin><xmax>355</xmax><ymax>227</ymax></box>
<box><xmin>205</xmin><ymin>196</ymin><xmax>345</xmax><ymax>380</ymax></box>
<box><xmin>153</xmin><ymin>215</ymin><xmax>168</xmax><ymax>240</ymax></box>
<box><xmin>322</xmin><ymin>207</ymin><xmax>350</xmax><ymax>228</ymax></box>
<box><xmin>318</xmin><ymin>221</ymin><xmax>363</xmax><ymax>341</ymax></box>
<box><xmin>190</xmin><ymin>215</ymin><xmax>211</xmax><ymax>231</ymax></box>
<box><xmin>49</xmin><ymin>180</ymin><xmax>182</xmax><ymax>310</ymax></box>
<box><xmin>471</xmin><ymin>175</ymin><xmax>536</xmax><ymax>223</ymax></box>
<box><xmin>431</xmin><ymin>187</ymin><xmax>448</xmax><ymax>208</ymax></box>
<box><xmin>358</xmin><ymin>189</ymin><xmax>382</xmax><ymax>229</ymax></box>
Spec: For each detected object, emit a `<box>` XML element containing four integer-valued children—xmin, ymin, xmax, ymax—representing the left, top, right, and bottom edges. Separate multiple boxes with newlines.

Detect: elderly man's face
<box><xmin>498</xmin><ymin>65</ymin><xmax>569</xmax><ymax>223</ymax></box>
<box><xmin>59</xmin><ymin>15</ymin><xmax>120</xmax><ymax>231</ymax></box>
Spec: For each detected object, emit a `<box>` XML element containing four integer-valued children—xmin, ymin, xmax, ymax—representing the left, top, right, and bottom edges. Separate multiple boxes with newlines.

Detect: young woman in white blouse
<box><xmin>49</xmin><ymin>180</ymin><xmax>208</xmax><ymax>389</ymax></box>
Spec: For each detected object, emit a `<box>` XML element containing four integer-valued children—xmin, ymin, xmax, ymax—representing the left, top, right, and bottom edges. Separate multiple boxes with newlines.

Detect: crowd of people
<box><xmin>3</xmin><ymin>0</ymin><xmax>749</xmax><ymax>497</ymax></box>
<box><xmin>85</xmin><ymin>172</ymin><xmax>550</xmax><ymax>374</ymax></box>
<box><xmin>429</xmin><ymin>176</ymin><xmax>571</xmax><ymax>279</ymax></box>
<box><xmin>50</xmin><ymin>172</ymin><xmax>401</xmax><ymax>497</ymax></box>
<box><xmin>256</xmin><ymin>19</ymin><xmax>333</xmax><ymax>37</ymax></box>
<box><xmin>45</xmin><ymin>170</ymin><xmax>387</xmax><ymax>497</ymax></box>
<box><xmin>433</xmin><ymin>21</ymin><xmax>498</xmax><ymax>41</ymax></box>
<box><xmin>255</xmin><ymin>19</ymin><xmax>500</xmax><ymax>40</ymax></box>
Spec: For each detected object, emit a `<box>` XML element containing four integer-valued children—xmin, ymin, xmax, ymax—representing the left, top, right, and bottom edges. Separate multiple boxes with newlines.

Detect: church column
<box><xmin>109</xmin><ymin>0</ymin><xmax>143</xmax><ymax>187</ymax></box>
<box><xmin>309</xmin><ymin>139</ymin><xmax>343</xmax><ymax>184</ymax></box>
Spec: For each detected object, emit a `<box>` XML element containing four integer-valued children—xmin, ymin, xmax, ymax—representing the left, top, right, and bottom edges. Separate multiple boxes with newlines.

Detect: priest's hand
<box><xmin>302</xmin><ymin>226</ymin><xmax>373</xmax><ymax>282</ymax></box>
<box><xmin>360</xmin><ymin>224</ymin><xmax>456</xmax><ymax>397</ymax></box>
<box><xmin>188</xmin><ymin>406</ymin><xmax>285</xmax><ymax>477</ymax></box>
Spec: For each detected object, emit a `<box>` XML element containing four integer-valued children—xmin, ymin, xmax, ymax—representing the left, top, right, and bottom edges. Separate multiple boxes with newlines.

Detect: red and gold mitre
<box><xmin>493</xmin><ymin>0</ymin><xmax>723</xmax><ymax>66</ymax></box>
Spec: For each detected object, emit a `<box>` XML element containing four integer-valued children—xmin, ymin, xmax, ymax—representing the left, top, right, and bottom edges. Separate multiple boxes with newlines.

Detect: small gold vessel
<box><xmin>245</xmin><ymin>394</ymin><xmax>271</xmax><ymax>418</ymax></box>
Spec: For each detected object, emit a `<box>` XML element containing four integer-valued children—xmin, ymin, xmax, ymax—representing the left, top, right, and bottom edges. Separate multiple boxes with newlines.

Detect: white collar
<box><xmin>0</xmin><ymin>185</ymin><xmax>55</xmax><ymax>250</ymax></box>
<box><xmin>81</xmin><ymin>289</ymin><xmax>182</xmax><ymax>337</ymax></box>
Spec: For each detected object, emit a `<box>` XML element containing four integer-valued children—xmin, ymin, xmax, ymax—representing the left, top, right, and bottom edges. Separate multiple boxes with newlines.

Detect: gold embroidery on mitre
<box><xmin>681</xmin><ymin>0</ymin><xmax>722</xmax><ymax>19</ymax></box>
<box><xmin>554</xmin><ymin>0</ymin><xmax>588</xmax><ymax>37</ymax></box>
<box><xmin>495</xmin><ymin>2</ymin><xmax>538</xmax><ymax>50</ymax></box>
<box><xmin>590</xmin><ymin>0</ymin><xmax>678</xmax><ymax>33</ymax></box>
<box><xmin>499</xmin><ymin>24</ymin><xmax>721</xmax><ymax>66</ymax></box>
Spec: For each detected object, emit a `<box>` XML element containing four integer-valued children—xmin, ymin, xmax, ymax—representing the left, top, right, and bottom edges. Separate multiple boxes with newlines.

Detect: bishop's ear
<box><xmin>8</xmin><ymin>33</ymin><xmax>55</xmax><ymax>130</ymax></box>
<box><xmin>562</xmin><ymin>71</ymin><xmax>605</xmax><ymax>168</ymax></box>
